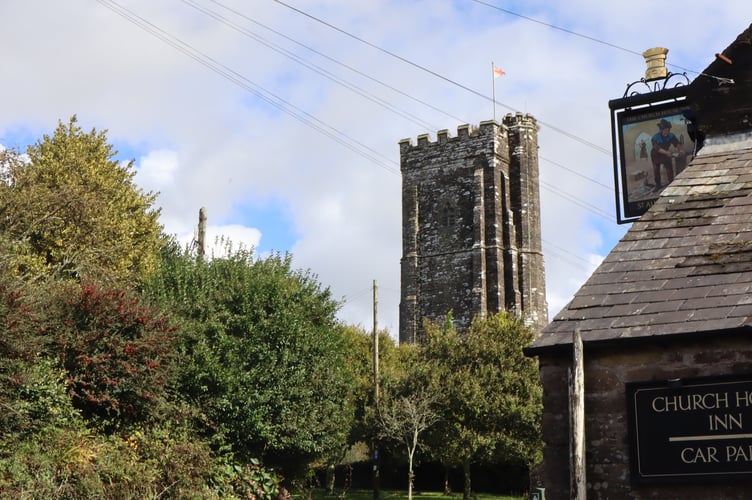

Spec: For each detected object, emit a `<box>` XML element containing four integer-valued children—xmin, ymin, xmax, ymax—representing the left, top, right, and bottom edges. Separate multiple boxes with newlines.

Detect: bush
<box><xmin>145</xmin><ymin>246</ymin><xmax>354</xmax><ymax>480</ymax></box>
<box><xmin>0</xmin><ymin>357</ymin><xmax>81</xmax><ymax>442</ymax></box>
<box><xmin>0</xmin><ymin>415</ymin><xmax>282</xmax><ymax>498</ymax></box>
<box><xmin>53</xmin><ymin>281</ymin><xmax>177</xmax><ymax>429</ymax></box>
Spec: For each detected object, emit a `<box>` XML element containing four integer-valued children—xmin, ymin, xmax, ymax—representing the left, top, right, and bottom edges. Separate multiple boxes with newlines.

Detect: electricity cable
<box><xmin>469</xmin><ymin>0</ymin><xmax>644</xmax><ymax>58</ymax></box>
<box><xmin>197</xmin><ymin>0</ymin><xmax>614</xmax><ymax>193</ymax></box>
<box><xmin>543</xmin><ymin>242</ymin><xmax>595</xmax><ymax>271</ymax></box>
<box><xmin>181</xmin><ymin>0</ymin><xmax>443</xmax><ymax>132</ymax></box>
<box><xmin>272</xmin><ymin>0</ymin><xmax>612</xmax><ymax>156</ymax></box>
<box><xmin>95</xmin><ymin>0</ymin><xmax>400</xmax><ymax>175</ymax></box>
<box><xmin>469</xmin><ymin>0</ymin><xmax>733</xmax><ymax>84</ymax></box>
<box><xmin>205</xmin><ymin>0</ymin><xmax>472</xmax><ymax>126</ymax></box>
<box><xmin>98</xmin><ymin>0</ymin><xmax>615</xmax><ymax>242</ymax></box>
<box><xmin>541</xmin><ymin>181</ymin><xmax>613</xmax><ymax>221</ymax></box>
<box><xmin>540</xmin><ymin>156</ymin><xmax>612</xmax><ymax>191</ymax></box>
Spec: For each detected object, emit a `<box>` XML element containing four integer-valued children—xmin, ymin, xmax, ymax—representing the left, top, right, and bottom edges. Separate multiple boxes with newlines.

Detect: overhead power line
<box><xmin>543</xmin><ymin>240</ymin><xmax>596</xmax><ymax>271</ymax></box>
<box><xmin>272</xmin><ymin>0</ymin><xmax>612</xmax><ymax>156</ymax></box>
<box><xmin>468</xmin><ymin>0</ymin><xmax>707</xmax><ymax>77</ymax></box>
<box><xmin>181</xmin><ymin>0</ymin><xmax>443</xmax><ymax>132</ymax></box>
<box><xmin>98</xmin><ymin>0</ymin><xmax>614</xmax><ymax>226</ymax></box>
<box><xmin>468</xmin><ymin>0</ymin><xmax>644</xmax><ymax>58</ymax></box>
<box><xmin>94</xmin><ymin>0</ymin><xmax>400</xmax><ymax>175</ymax></box>
<box><xmin>540</xmin><ymin>156</ymin><xmax>612</xmax><ymax>191</ymax></box>
<box><xmin>205</xmin><ymin>0</ymin><xmax>472</xmax><ymax>126</ymax></box>
<box><xmin>541</xmin><ymin>181</ymin><xmax>613</xmax><ymax>221</ymax></box>
<box><xmin>188</xmin><ymin>0</ymin><xmax>615</xmax><ymax>194</ymax></box>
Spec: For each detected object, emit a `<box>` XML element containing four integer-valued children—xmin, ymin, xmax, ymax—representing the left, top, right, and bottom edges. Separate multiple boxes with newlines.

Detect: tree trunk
<box><xmin>326</xmin><ymin>464</ymin><xmax>335</xmax><ymax>495</ymax></box>
<box><xmin>443</xmin><ymin>464</ymin><xmax>451</xmax><ymax>495</ymax></box>
<box><xmin>372</xmin><ymin>441</ymin><xmax>380</xmax><ymax>500</ymax></box>
<box><xmin>462</xmin><ymin>460</ymin><xmax>471</xmax><ymax>500</ymax></box>
<box><xmin>408</xmin><ymin>458</ymin><xmax>414</xmax><ymax>500</ymax></box>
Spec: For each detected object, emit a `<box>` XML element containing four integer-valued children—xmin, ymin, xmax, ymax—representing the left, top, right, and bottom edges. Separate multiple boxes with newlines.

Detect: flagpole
<box><xmin>491</xmin><ymin>61</ymin><xmax>497</xmax><ymax>122</ymax></box>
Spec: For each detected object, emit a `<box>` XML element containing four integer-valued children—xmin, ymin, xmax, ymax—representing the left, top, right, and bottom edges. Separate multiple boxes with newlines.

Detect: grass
<box><xmin>306</xmin><ymin>489</ymin><xmax>523</xmax><ymax>500</ymax></box>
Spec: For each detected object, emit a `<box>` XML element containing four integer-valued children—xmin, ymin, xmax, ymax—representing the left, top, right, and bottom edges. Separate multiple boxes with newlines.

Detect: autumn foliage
<box><xmin>54</xmin><ymin>282</ymin><xmax>176</xmax><ymax>426</ymax></box>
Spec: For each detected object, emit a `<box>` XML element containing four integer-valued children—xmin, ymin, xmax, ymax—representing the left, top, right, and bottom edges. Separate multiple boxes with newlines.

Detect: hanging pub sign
<box><xmin>609</xmin><ymin>93</ymin><xmax>694</xmax><ymax>223</ymax></box>
<box><xmin>626</xmin><ymin>374</ymin><xmax>752</xmax><ymax>483</ymax></box>
<box><xmin>614</xmin><ymin>101</ymin><xmax>695</xmax><ymax>222</ymax></box>
<box><xmin>608</xmin><ymin>51</ymin><xmax>694</xmax><ymax>224</ymax></box>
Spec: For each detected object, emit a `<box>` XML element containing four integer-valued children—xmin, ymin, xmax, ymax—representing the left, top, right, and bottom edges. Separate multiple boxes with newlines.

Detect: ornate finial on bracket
<box><xmin>642</xmin><ymin>47</ymin><xmax>669</xmax><ymax>81</ymax></box>
<box><xmin>621</xmin><ymin>47</ymin><xmax>689</xmax><ymax>97</ymax></box>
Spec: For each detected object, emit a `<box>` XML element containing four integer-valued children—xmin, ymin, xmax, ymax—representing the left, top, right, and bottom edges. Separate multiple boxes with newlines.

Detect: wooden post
<box><xmin>197</xmin><ymin>207</ymin><xmax>207</xmax><ymax>258</ymax></box>
<box><xmin>570</xmin><ymin>329</ymin><xmax>586</xmax><ymax>499</ymax></box>
<box><xmin>373</xmin><ymin>279</ymin><xmax>379</xmax><ymax>405</ymax></box>
<box><xmin>372</xmin><ymin>279</ymin><xmax>380</xmax><ymax>500</ymax></box>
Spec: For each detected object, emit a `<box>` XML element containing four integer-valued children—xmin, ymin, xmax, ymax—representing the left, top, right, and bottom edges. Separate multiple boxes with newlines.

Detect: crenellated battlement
<box><xmin>503</xmin><ymin>112</ymin><xmax>538</xmax><ymax>130</ymax></box>
<box><xmin>399</xmin><ymin>113</ymin><xmax>548</xmax><ymax>343</ymax></box>
<box><xmin>399</xmin><ymin>114</ymin><xmax>538</xmax><ymax>152</ymax></box>
<box><xmin>399</xmin><ymin>120</ymin><xmax>506</xmax><ymax>152</ymax></box>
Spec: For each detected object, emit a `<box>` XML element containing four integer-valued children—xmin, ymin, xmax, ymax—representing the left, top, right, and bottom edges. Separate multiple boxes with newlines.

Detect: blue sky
<box><xmin>2</xmin><ymin>0</ymin><xmax>752</xmax><ymax>336</ymax></box>
<box><xmin>228</xmin><ymin>198</ymin><xmax>298</xmax><ymax>254</ymax></box>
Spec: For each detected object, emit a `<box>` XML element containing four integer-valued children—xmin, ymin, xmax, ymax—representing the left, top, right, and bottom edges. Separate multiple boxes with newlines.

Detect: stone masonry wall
<box><xmin>537</xmin><ymin>335</ymin><xmax>752</xmax><ymax>499</ymax></box>
<box><xmin>399</xmin><ymin>114</ymin><xmax>548</xmax><ymax>343</ymax></box>
<box><xmin>506</xmin><ymin>114</ymin><xmax>547</xmax><ymax>330</ymax></box>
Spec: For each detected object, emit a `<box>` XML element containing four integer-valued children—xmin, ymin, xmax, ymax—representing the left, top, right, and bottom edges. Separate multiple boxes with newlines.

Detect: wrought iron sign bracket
<box><xmin>622</xmin><ymin>72</ymin><xmax>691</xmax><ymax>99</ymax></box>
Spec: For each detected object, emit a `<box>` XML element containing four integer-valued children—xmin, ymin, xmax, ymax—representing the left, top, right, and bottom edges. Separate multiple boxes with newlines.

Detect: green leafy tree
<box><xmin>0</xmin><ymin>119</ymin><xmax>291</xmax><ymax>497</ymax></box>
<box><xmin>0</xmin><ymin>117</ymin><xmax>164</xmax><ymax>282</ymax></box>
<box><xmin>324</xmin><ymin>325</ymin><xmax>377</xmax><ymax>494</ymax></box>
<box><xmin>377</xmin><ymin>387</ymin><xmax>439</xmax><ymax>500</ymax></box>
<box><xmin>421</xmin><ymin>313</ymin><xmax>543</xmax><ymax>500</ymax></box>
<box><xmin>0</xmin><ymin>250</ymin><xmax>284</xmax><ymax>498</ymax></box>
<box><xmin>144</xmin><ymin>243</ymin><xmax>355</xmax><ymax>480</ymax></box>
<box><xmin>336</xmin><ymin>325</ymin><xmax>409</xmax><ymax>495</ymax></box>
<box><xmin>0</xmin><ymin>356</ymin><xmax>82</xmax><ymax>444</ymax></box>
<box><xmin>340</xmin><ymin>325</ymin><xmax>407</xmax><ymax>445</ymax></box>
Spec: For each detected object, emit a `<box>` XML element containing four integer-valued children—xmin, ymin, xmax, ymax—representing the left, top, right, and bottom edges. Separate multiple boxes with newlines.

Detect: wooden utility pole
<box><xmin>197</xmin><ymin>207</ymin><xmax>207</xmax><ymax>258</ymax></box>
<box><xmin>373</xmin><ymin>279</ymin><xmax>380</xmax><ymax>405</ymax></box>
<box><xmin>569</xmin><ymin>328</ymin><xmax>586</xmax><ymax>499</ymax></box>
<box><xmin>372</xmin><ymin>279</ymin><xmax>381</xmax><ymax>500</ymax></box>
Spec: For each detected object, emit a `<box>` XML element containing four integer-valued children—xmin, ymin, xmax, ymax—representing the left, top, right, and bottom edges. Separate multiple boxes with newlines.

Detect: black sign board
<box><xmin>612</xmin><ymin>100</ymin><xmax>695</xmax><ymax>223</ymax></box>
<box><xmin>627</xmin><ymin>375</ymin><xmax>752</xmax><ymax>483</ymax></box>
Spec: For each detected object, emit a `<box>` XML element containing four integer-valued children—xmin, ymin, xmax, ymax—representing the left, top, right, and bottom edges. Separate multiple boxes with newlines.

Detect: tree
<box><xmin>143</xmin><ymin>243</ymin><xmax>355</xmax><ymax>480</ymax></box>
<box><xmin>0</xmin><ymin>117</ymin><xmax>164</xmax><ymax>282</ymax></box>
<box><xmin>339</xmin><ymin>325</ymin><xmax>408</xmax><ymax>447</ymax></box>
<box><xmin>338</xmin><ymin>325</ymin><xmax>413</xmax><ymax>496</ymax></box>
<box><xmin>0</xmin><ymin>120</ymin><xmax>295</xmax><ymax>497</ymax></box>
<box><xmin>377</xmin><ymin>387</ymin><xmax>439</xmax><ymax>500</ymax></box>
<box><xmin>421</xmin><ymin>313</ymin><xmax>543</xmax><ymax>500</ymax></box>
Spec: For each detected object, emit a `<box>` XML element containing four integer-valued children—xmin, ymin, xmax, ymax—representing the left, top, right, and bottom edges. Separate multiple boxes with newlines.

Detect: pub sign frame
<box><xmin>626</xmin><ymin>374</ymin><xmax>752</xmax><ymax>483</ymax></box>
<box><xmin>609</xmin><ymin>88</ymin><xmax>694</xmax><ymax>224</ymax></box>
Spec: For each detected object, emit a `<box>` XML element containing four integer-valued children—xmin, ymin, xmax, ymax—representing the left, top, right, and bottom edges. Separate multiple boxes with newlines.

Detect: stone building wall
<box><xmin>537</xmin><ymin>335</ymin><xmax>752</xmax><ymax>499</ymax></box>
<box><xmin>399</xmin><ymin>114</ymin><xmax>547</xmax><ymax>343</ymax></box>
<box><xmin>506</xmin><ymin>116</ymin><xmax>547</xmax><ymax>330</ymax></box>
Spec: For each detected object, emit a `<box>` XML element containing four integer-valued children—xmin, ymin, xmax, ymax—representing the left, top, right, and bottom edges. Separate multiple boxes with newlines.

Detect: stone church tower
<box><xmin>399</xmin><ymin>114</ymin><xmax>548</xmax><ymax>343</ymax></box>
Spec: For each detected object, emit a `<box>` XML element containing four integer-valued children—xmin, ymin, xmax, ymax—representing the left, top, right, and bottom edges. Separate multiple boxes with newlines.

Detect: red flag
<box><xmin>493</xmin><ymin>66</ymin><xmax>506</xmax><ymax>78</ymax></box>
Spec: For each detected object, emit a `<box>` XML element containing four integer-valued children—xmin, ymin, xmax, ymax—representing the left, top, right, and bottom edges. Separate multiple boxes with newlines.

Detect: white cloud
<box><xmin>135</xmin><ymin>149</ymin><xmax>179</xmax><ymax>189</ymax></box>
<box><xmin>1</xmin><ymin>0</ymin><xmax>751</xmax><ymax>337</ymax></box>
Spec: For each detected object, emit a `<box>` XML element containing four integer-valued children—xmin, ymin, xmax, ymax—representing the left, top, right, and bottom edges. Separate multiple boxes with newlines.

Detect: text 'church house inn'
<box><xmin>525</xmin><ymin>24</ymin><xmax>752</xmax><ymax>499</ymax></box>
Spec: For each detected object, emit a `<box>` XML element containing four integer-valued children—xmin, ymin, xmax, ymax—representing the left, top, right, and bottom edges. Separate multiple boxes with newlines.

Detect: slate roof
<box><xmin>527</xmin><ymin>24</ymin><xmax>752</xmax><ymax>354</ymax></box>
<box><xmin>529</xmin><ymin>142</ymin><xmax>752</xmax><ymax>353</ymax></box>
